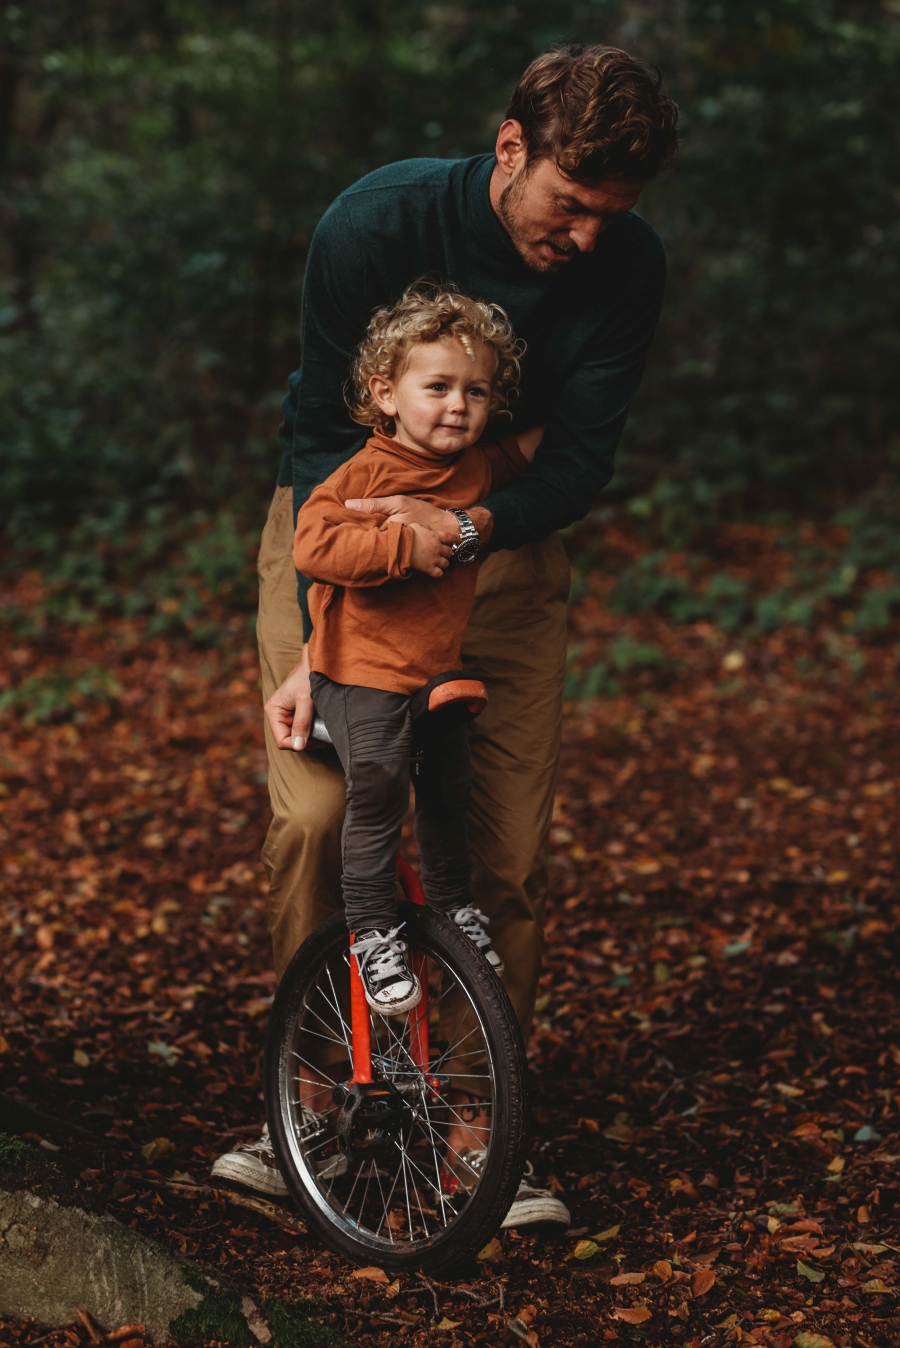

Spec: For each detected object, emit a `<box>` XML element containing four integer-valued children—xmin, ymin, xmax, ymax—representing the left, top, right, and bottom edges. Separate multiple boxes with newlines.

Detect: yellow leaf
<box><xmin>73</xmin><ymin>1048</ymin><xmax>90</xmax><ymax>1067</ymax></box>
<box><xmin>652</xmin><ymin>1260</ymin><xmax>672</xmax><ymax>1281</ymax></box>
<box><xmin>351</xmin><ymin>1266</ymin><xmax>390</xmax><ymax>1283</ymax></box>
<box><xmin>861</xmin><ymin>1278</ymin><xmax>893</xmax><ymax>1294</ymax></box>
<box><xmin>476</xmin><ymin>1237</ymin><xmax>503</xmax><ymax>1262</ymax></box>
<box><xmin>775</xmin><ymin>1082</ymin><xmax>804</xmax><ymax>1098</ymax></box>
<box><xmin>827</xmin><ymin>1155</ymin><xmax>845</xmax><ymax>1173</ymax></box>
<box><xmin>140</xmin><ymin>1136</ymin><xmax>174</xmax><ymax>1164</ymax></box>
<box><xmin>572</xmin><ymin>1240</ymin><xmax>600</xmax><ymax>1261</ymax></box>
<box><xmin>592</xmin><ymin>1224</ymin><xmax>621</xmax><ymax>1242</ymax></box>
<box><xmin>436</xmin><ymin>1318</ymin><xmax>460</xmax><ymax>1330</ymax></box>
<box><xmin>603</xmin><ymin>1112</ymin><xmax>635</xmax><ymax>1143</ymax></box>
<box><xmin>852</xmin><ymin>1243</ymin><xmax>888</xmax><ymax>1256</ymax></box>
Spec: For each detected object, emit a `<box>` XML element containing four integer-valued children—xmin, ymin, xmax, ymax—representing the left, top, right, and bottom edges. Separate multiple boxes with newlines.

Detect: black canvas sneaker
<box><xmin>451</xmin><ymin>905</ymin><xmax>504</xmax><ymax>973</ymax></box>
<box><xmin>352</xmin><ymin>927</ymin><xmax>422</xmax><ymax>1014</ymax></box>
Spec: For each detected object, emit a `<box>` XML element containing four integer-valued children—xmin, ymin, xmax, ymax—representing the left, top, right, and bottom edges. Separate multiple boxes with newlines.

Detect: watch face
<box><xmin>454</xmin><ymin>538</ymin><xmax>480</xmax><ymax>564</ymax></box>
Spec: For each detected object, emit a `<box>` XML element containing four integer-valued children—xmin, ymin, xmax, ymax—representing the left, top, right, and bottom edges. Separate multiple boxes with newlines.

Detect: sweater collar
<box><xmin>464</xmin><ymin>154</ymin><xmax>540</xmax><ymax>276</ymax></box>
<box><xmin>369</xmin><ymin>430</ymin><xmax>462</xmax><ymax>469</ymax></box>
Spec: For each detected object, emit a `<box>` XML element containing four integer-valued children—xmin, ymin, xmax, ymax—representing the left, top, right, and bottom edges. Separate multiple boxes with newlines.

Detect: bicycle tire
<box><xmin>265</xmin><ymin>902</ymin><xmax>528</xmax><ymax>1275</ymax></box>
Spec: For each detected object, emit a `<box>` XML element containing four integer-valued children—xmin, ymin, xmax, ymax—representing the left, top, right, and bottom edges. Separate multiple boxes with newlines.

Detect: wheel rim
<box><xmin>277</xmin><ymin>922</ymin><xmax>498</xmax><ymax>1251</ymax></box>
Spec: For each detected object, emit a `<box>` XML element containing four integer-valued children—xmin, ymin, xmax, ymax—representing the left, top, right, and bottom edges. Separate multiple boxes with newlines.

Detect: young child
<box><xmin>293</xmin><ymin>285</ymin><xmax>542</xmax><ymax>1014</ymax></box>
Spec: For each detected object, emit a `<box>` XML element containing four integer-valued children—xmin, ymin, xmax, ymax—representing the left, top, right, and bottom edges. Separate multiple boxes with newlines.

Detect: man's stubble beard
<box><xmin>497</xmin><ymin>169</ymin><xmax>574</xmax><ymax>275</ymax></box>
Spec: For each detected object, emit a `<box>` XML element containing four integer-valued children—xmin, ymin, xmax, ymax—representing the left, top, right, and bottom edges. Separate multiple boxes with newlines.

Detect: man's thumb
<box><xmin>290</xmin><ymin>698</ymin><xmax>313</xmax><ymax>751</ymax></box>
<box><xmin>345</xmin><ymin>496</ymin><xmax>383</xmax><ymax>513</ymax></box>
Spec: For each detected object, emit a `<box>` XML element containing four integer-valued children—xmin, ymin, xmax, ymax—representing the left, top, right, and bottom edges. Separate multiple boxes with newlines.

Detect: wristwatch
<box><xmin>447</xmin><ymin>509</ymin><xmax>481</xmax><ymax>564</ymax></box>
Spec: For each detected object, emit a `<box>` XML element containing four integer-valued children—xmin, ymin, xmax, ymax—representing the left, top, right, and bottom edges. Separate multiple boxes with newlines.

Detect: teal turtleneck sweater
<box><xmin>277</xmin><ymin>153</ymin><xmax>666</xmax><ymax>631</ymax></box>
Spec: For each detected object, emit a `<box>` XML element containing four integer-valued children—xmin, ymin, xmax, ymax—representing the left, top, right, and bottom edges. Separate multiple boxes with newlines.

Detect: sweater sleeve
<box><xmin>478</xmin><ymin>248</ymin><xmax>666</xmax><ymax>551</ymax></box>
<box><xmin>293</xmin><ymin>480</ymin><xmax>415</xmax><ymax>589</ymax></box>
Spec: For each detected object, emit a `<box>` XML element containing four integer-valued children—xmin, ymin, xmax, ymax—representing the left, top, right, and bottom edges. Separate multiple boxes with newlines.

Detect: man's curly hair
<box><xmin>508</xmin><ymin>43</ymin><xmax>679</xmax><ymax>183</ymax></box>
<box><xmin>347</xmin><ymin>283</ymin><xmax>524</xmax><ymax>432</ymax></box>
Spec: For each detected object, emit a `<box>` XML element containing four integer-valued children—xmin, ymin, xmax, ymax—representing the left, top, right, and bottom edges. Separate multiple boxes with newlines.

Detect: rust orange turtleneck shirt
<box><xmin>293</xmin><ymin>429</ymin><xmax>527</xmax><ymax>695</ymax></box>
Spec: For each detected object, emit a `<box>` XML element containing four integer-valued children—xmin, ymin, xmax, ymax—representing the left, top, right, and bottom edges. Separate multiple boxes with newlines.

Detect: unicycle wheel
<box><xmin>265</xmin><ymin>902</ymin><xmax>528</xmax><ymax>1275</ymax></box>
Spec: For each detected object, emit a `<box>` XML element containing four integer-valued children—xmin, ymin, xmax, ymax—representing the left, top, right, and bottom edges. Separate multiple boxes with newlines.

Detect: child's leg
<box><xmin>309</xmin><ymin>674</ymin><xmax>412</xmax><ymax>932</ymax></box>
<box><xmin>412</xmin><ymin>725</ymin><xmax>473</xmax><ymax>913</ymax></box>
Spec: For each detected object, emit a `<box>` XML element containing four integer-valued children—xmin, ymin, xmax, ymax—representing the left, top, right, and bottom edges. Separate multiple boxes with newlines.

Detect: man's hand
<box><xmin>409</xmin><ymin>522</ymin><xmax>453</xmax><ymax>577</ymax></box>
<box><xmin>264</xmin><ymin>646</ymin><xmax>315</xmax><ymax>751</ymax></box>
<box><xmin>345</xmin><ymin>494</ymin><xmax>494</xmax><ymax>544</ymax></box>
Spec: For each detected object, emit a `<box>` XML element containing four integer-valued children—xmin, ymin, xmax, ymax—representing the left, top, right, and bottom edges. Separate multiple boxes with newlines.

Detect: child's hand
<box><xmin>409</xmin><ymin>522</ymin><xmax>454</xmax><ymax>578</ymax></box>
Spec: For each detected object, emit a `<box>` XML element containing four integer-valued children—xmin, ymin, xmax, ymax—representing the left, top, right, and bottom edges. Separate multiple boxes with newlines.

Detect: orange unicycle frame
<box><xmin>348</xmin><ymin>854</ymin><xmax>429</xmax><ymax>1085</ymax></box>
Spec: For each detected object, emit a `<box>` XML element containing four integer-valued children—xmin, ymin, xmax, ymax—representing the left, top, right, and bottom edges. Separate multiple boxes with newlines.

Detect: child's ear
<box><xmin>368</xmin><ymin>375</ymin><xmax>396</xmax><ymax>419</ymax></box>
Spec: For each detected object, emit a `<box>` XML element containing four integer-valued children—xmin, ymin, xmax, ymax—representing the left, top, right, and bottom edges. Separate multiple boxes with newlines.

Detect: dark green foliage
<box><xmin>0</xmin><ymin>667</ymin><xmax>120</xmax><ymax>724</ymax></box>
<box><xmin>169</xmin><ymin>1286</ymin><xmax>255</xmax><ymax>1347</ymax></box>
<box><xmin>0</xmin><ymin>1132</ymin><xmax>72</xmax><ymax>1203</ymax></box>
<box><xmin>566</xmin><ymin>635</ymin><xmax>668</xmax><ymax>699</ymax></box>
<box><xmin>2</xmin><ymin>2</ymin><xmax>899</xmax><ymax>624</ymax></box>
<box><xmin>169</xmin><ymin>1284</ymin><xmax>349</xmax><ymax>1348</ymax></box>
<box><xmin>264</xmin><ymin>1298</ymin><xmax>352</xmax><ymax>1348</ymax></box>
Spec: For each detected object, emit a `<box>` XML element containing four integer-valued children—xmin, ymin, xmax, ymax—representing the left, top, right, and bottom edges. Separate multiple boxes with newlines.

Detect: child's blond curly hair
<box><xmin>347</xmin><ymin>282</ymin><xmax>524</xmax><ymax>431</ymax></box>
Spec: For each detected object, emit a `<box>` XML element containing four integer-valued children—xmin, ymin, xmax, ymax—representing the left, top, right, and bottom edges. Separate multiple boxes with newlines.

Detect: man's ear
<box><xmin>368</xmin><ymin>374</ymin><xmax>396</xmax><ymax>419</ymax></box>
<box><xmin>494</xmin><ymin>119</ymin><xmax>528</xmax><ymax>178</ymax></box>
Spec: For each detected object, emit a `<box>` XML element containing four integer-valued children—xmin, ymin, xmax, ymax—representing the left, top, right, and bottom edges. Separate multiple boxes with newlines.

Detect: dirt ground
<box><xmin>2</xmin><ymin>531</ymin><xmax>900</xmax><ymax>1348</ymax></box>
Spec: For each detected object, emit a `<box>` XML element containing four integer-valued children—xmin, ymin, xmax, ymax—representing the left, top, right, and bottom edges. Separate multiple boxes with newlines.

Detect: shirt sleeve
<box><xmin>480</xmin><ymin>430</ymin><xmax>531</xmax><ymax>492</ymax></box>
<box><xmin>478</xmin><ymin>249</ymin><xmax>666</xmax><ymax>552</ymax></box>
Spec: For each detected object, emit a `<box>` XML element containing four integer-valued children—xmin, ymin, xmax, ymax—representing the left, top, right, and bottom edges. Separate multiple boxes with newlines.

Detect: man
<box><xmin>213</xmin><ymin>43</ymin><xmax>678</xmax><ymax>1225</ymax></box>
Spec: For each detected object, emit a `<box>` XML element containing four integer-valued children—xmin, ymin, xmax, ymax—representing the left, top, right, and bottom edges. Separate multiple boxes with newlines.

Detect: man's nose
<box><xmin>569</xmin><ymin>218</ymin><xmax>606</xmax><ymax>253</ymax></box>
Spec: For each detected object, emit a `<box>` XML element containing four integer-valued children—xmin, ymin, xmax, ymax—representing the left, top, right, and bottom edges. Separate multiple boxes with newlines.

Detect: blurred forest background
<box><xmin>2</xmin><ymin>0</ymin><xmax>899</xmax><ymax>651</ymax></box>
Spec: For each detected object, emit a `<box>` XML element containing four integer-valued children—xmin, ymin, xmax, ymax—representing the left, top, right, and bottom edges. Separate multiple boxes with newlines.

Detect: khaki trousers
<box><xmin>256</xmin><ymin>486</ymin><xmax>569</xmax><ymax>1037</ymax></box>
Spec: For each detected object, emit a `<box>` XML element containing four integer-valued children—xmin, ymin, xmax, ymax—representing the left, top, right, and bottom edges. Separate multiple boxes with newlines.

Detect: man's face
<box><xmin>496</xmin><ymin>157</ymin><xmax>646</xmax><ymax>274</ymax></box>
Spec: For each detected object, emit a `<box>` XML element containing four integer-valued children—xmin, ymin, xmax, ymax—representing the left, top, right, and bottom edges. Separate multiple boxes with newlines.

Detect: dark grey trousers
<box><xmin>309</xmin><ymin>673</ymin><xmax>473</xmax><ymax>932</ymax></box>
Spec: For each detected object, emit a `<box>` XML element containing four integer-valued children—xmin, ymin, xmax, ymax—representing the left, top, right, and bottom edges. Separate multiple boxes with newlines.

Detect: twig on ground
<box><xmin>162</xmin><ymin>1179</ymin><xmax>306</xmax><ymax>1235</ymax></box>
<box><xmin>449</xmin><ymin>1286</ymin><xmax>503</xmax><ymax>1310</ymax></box>
<box><xmin>416</xmin><ymin>1272</ymin><xmax>442</xmax><ymax>1322</ymax></box>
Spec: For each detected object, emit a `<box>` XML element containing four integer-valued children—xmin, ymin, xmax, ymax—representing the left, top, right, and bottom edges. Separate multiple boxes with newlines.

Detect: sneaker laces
<box><xmin>452</xmin><ymin>905</ymin><xmax>493</xmax><ymax>951</ymax></box>
<box><xmin>515</xmin><ymin>1161</ymin><xmax>551</xmax><ymax>1197</ymax></box>
<box><xmin>235</xmin><ymin>1113</ymin><xmax>325</xmax><ymax>1159</ymax></box>
<box><xmin>232</xmin><ymin>1123</ymin><xmax>277</xmax><ymax>1162</ymax></box>
<box><xmin>353</xmin><ymin>926</ymin><xmax>410</xmax><ymax>986</ymax></box>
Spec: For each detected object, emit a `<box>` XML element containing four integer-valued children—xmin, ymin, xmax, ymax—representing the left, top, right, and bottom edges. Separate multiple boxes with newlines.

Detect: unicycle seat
<box><xmin>309</xmin><ymin>669</ymin><xmax>487</xmax><ymax>749</ymax></box>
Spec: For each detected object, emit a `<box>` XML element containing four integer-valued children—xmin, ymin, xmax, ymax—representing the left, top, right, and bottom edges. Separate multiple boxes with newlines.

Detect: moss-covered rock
<box><xmin>0</xmin><ymin>1134</ymin><xmax>352</xmax><ymax>1347</ymax></box>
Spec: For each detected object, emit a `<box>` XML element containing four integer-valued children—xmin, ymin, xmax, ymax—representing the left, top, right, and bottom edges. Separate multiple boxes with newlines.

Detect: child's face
<box><xmin>368</xmin><ymin>338</ymin><xmax>497</xmax><ymax>455</ymax></box>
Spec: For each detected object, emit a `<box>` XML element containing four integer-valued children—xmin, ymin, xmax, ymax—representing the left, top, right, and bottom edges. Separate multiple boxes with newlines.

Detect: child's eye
<box><xmin>428</xmin><ymin>382</ymin><xmax>447</xmax><ymax>391</ymax></box>
<box><xmin>467</xmin><ymin>387</ymin><xmax>487</xmax><ymax>398</ymax></box>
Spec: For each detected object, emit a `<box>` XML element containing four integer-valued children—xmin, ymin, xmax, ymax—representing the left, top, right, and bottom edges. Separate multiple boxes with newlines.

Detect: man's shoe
<box><xmin>210</xmin><ymin>1114</ymin><xmax>346</xmax><ymax>1195</ymax></box>
<box><xmin>443</xmin><ymin>1150</ymin><xmax>571</xmax><ymax>1227</ymax></box>
<box><xmin>353</xmin><ymin>928</ymin><xmax>422</xmax><ymax>1013</ymax></box>
<box><xmin>451</xmin><ymin>906</ymin><xmax>504</xmax><ymax>973</ymax></box>
<box><xmin>501</xmin><ymin>1162</ymin><xmax>571</xmax><ymax>1228</ymax></box>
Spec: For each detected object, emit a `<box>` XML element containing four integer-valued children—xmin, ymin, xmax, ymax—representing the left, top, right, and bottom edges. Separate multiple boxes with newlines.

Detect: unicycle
<box><xmin>264</xmin><ymin>674</ymin><xmax>529</xmax><ymax>1275</ymax></box>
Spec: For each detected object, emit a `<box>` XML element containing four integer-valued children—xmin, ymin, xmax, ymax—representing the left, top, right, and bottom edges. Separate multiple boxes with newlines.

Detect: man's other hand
<box><xmin>409</xmin><ymin>522</ymin><xmax>453</xmax><ymax>578</ymax></box>
<box><xmin>264</xmin><ymin>646</ymin><xmax>314</xmax><ymax>751</ymax></box>
<box><xmin>344</xmin><ymin>494</ymin><xmax>493</xmax><ymax>544</ymax></box>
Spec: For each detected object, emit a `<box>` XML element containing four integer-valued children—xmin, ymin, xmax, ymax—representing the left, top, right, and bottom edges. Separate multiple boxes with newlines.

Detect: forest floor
<box><xmin>2</xmin><ymin>523</ymin><xmax>900</xmax><ymax>1348</ymax></box>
